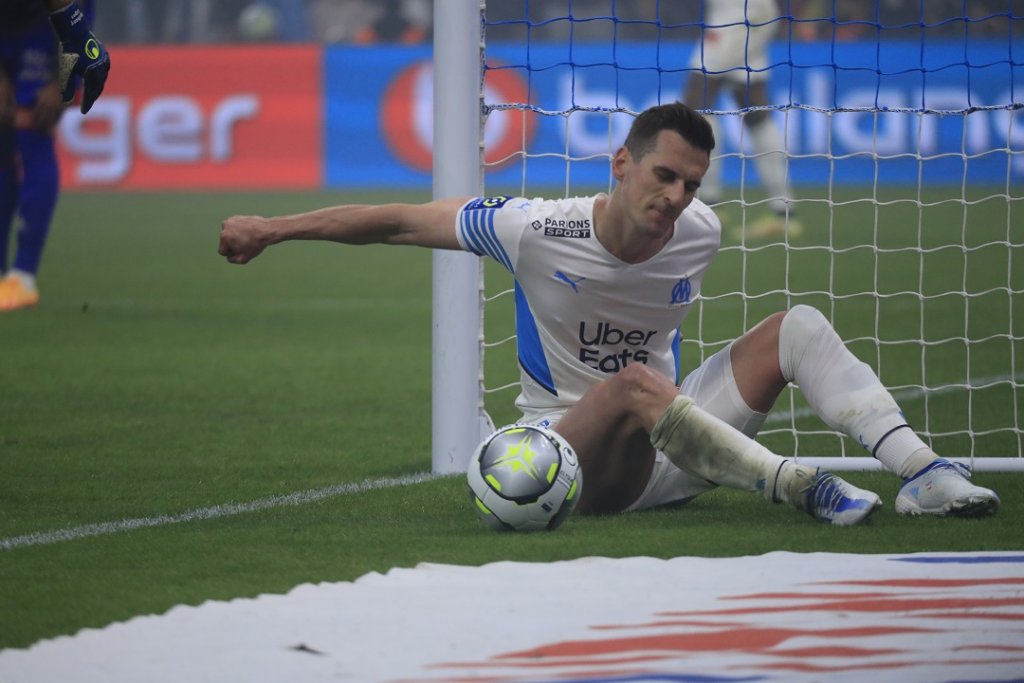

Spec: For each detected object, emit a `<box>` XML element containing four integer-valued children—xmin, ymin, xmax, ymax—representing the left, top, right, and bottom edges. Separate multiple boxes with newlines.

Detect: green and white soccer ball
<box><xmin>237</xmin><ymin>2</ymin><xmax>280</xmax><ymax>41</ymax></box>
<box><xmin>466</xmin><ymin>424</ymin><xmax>582</xmax><ymax>532</ymax></box>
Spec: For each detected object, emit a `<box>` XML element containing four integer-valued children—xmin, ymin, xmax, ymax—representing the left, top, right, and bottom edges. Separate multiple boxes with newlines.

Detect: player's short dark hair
<box><xmin>624</xmin><ymin>102</ymin><xmax>715</xmax><ymax>158</ymax></box>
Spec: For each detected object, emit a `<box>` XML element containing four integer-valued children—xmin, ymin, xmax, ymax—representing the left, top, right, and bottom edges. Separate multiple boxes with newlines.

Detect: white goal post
<box><xmin>431</xmin><ymin>1</ymin><xmax>1024</xmax><ymax>475</ymax></box>
<box><xmin>430</xmin><ymin>0</ymin><xmax>489</xmax><ymax>474</ymax></box>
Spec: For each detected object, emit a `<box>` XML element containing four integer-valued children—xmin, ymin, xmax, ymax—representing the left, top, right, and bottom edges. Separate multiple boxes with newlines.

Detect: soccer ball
<box><xmin>466</xmin><ymin>424</ymin><xmax>582</xmax><ymax>532</ymax></box>
<box><xmin>237</xmin><ymin>2</ymin><xmax>280</xmax><ymax>41</ymax></box>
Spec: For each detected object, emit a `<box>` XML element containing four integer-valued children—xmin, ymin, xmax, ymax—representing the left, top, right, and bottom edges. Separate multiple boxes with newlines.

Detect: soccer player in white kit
<box><xmin>218</xmin><ymin>102</ymin><xmax>999</xmax><ymax>524</ymax></box>
<box><xmin>684</xmin><ymin>0</ymin><xmax>797</xmax><ymax>239</ymax></box>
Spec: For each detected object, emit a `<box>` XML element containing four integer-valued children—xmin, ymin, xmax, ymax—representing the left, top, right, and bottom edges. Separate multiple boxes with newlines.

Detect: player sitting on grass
<box><xmin>218</xmin><ymin>101</ymin><xmax>999</xmax><ymax>525</ymax></box>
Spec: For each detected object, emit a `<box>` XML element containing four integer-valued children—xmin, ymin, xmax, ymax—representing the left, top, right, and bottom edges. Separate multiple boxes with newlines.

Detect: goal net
<box><xmin>433</xmin><ymin>1</ymin><xmax>1023</xmax><ymax>473</ymax></box>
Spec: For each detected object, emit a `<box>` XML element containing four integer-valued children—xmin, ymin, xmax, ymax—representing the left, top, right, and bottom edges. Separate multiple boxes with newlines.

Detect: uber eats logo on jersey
<box><xmin>542</xmin><ymin>218</ymin><xmax>591</xmax><ymax>238</ymax></box>
<box><xmin>578</xmin><ymin>321</ymin><xmax>655</xmax><ymax>372</ymax></box>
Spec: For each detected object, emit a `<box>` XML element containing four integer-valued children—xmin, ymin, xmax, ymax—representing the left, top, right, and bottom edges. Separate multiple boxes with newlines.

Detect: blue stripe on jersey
<box><xmin>514</xmin><ymin>281</ymin><xmax>556</xmax><ymax>396</ymax></box>
<box><xmin>477</xmin><ymin>208</ymin><xmax>514</xmax><ymax>272</ymax></box>
<box><xmin>459</xmin><ymin>206</ymin><xmax>514</xmax><ymax>273</ymax></box>
<box><xmin>671</xmin><ymin>328</ymin><xmax>682</xmax><ymax>382</ymax></box>
<box><xmin>458</xmin><ymin>209</ymin><xmax>486</xmax><ymax>256</ymax></box>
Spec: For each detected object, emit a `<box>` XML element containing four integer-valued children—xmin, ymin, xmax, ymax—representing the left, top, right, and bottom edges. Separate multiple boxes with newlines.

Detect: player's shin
<box><xmin>779</xmin><ymin>305</ymin><xmax>933</xmax><ymax>478</ymax></box>
<box><xmin>650</xmin><ymin>395</ymin><xmax>817</xmax><ymax>507</ymax></box>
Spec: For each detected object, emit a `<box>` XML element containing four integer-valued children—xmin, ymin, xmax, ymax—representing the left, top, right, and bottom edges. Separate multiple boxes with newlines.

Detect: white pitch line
<box><xmin>0</xmin><ymin>472</ymin><xmax>437</xmax><ymax>552</ymax></box>
<box><xmin>4</xmin><ymin>373</ymin><xmax>1021</xmax><ymax>552</ymax></box>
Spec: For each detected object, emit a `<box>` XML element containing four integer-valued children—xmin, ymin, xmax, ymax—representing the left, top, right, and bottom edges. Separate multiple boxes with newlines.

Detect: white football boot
<box><xmin>895</xmin><ymin>458</ymin><xmax>1000</xmax><ymax>517</ymax></box>
<box><xmin>805</xmin><ymin>472</ymin><xmax>882</xmax><ymax>526</ymax></box>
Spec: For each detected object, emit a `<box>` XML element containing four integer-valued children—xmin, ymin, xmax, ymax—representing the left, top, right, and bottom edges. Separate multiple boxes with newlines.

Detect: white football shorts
<box><xmin>523</xmin><ymin>342</ymin><xmax>768</xmax><ymax>512</ymax></box>
<box><xmin>689</xmin><ymin>11</ymin><xmax>777</xmax><ymax>84</ymax></box>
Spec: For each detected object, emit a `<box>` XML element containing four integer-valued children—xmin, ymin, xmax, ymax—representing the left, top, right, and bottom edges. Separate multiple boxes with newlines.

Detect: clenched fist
<box><xmin>218</xmin><ymin>215</ymin><xmax>273</xmax><ymax>265</ymax></box>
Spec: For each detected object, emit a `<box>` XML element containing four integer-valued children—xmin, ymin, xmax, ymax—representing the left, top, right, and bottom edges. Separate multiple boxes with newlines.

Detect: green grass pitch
<box><xmin>1</xmin><ymin>189</ymin><xmax>1021</xmax><ymax>649</ymax></box>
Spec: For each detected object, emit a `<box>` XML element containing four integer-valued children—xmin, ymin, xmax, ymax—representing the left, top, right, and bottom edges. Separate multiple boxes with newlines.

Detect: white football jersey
<box><xmin>456</xmin><ymin>194</ymin><xmax>721</xmax><ymax>421</ymax></box>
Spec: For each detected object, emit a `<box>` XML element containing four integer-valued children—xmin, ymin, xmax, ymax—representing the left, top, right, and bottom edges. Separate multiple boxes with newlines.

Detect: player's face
<box><xmin>614</xmin><ymin>130</ymin><xmax>710</xmax><ymax>237</ymax></box>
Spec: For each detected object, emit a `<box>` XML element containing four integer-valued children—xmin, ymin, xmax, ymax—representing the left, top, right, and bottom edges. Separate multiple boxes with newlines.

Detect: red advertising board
<box><xmin>57</xmin><ymin>46</ymin><xmax>321</xmax><ymax>190</ymax></box>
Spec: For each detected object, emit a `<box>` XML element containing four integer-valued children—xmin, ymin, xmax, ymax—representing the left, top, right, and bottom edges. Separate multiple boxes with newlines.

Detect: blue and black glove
<box><xmin>48</xmin><ymin>1</ymin><xmax>110</xmax><ymax>114</ymax></box>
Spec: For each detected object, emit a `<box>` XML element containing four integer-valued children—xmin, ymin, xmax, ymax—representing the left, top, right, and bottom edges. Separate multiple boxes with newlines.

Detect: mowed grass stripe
<box><xmin>0</xmin><ymin>473</ymin><xmax>435</xmax><ymax>551</ymax></box>
<box><xmin>6</xmin><ymin>371</ymin><xmax>1019</xmax><ymax>553</ymax></box>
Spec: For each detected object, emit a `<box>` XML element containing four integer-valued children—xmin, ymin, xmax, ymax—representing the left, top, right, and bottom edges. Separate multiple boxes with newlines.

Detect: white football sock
<box><xmin>747</xmin><ymin>115</ymin><xmax>792</xmax><ymax>215</ymax></box>
<box><xmin>9</xmin><ymin>269</ymin><xmax>37</xmax><ymax>291</ymax></box>
<box><xmin>779</xmin><ymin>305</ymin><xmax>931</xmax><ymax>477</ymax></box>
<box><xmin>650</xmin><ymin>395</ymin><xmax>817</xmax><ymax>507</ymax></box>
<box><xmin>699</xmin><ymin>115</ymin><xmax>724</xmax><ymax>205</ymax></box>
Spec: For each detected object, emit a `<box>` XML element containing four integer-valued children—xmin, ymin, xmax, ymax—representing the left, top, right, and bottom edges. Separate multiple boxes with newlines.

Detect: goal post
<box><xmin>432</xmin><ymin>1</ymin><xmax>1024</xmax><ymax>474</ymax></box>
<box><xmin>430</xmin><ymin>0</ymin><xmax>487</xmax><ymax>475</ymax></box>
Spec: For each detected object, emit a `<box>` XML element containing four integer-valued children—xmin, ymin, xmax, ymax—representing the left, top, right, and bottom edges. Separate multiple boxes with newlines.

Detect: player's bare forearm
<box><xmin>269</xmin><ymin>204</ymin><xmax>444</xmax><ymax>246</ymax></box>
<box><xmin>42</xmin><ymin>0</ymin><xmax>72</xmax><ymax>10</ymax></box>
<box><xmin>218</xmin><ymin>198</ymin><xmax>468</xmax><ymax>265</ymax></box>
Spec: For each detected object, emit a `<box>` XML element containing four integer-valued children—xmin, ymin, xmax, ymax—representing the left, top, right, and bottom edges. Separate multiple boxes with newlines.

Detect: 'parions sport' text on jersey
<box><xmin>456</xmin><ymin>194</ymin><xmax>721</xmax><ymax>421</ymax></box>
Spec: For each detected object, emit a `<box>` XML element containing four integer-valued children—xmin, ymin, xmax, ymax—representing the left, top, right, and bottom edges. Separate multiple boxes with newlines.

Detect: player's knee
<box><xmin>783</xmin><ymin>305</ymin><xmax>829</xmax><ymax>338</ymax></box>
<box><xmin>685</xmin><ymin>75</ymin><xmax>718</xmax><ymax>110</ymax></box>
<box><xmin>779</xmin><ymin>305</ymin><xmax>831</xmax><ymax>380</ymax></box>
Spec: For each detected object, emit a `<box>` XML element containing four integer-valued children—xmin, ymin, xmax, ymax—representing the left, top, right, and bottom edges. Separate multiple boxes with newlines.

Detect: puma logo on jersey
<box><xmin>554</xmin><ymin>271</ymin><xmax>585</xmax><ymax>293</ymax></box>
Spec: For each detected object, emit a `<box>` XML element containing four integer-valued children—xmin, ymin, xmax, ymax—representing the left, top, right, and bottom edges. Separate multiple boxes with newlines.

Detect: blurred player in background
<box><xmin>0</xmin><ymin>0</ymin><xmax>109</xmax><ymax>311</ymax></box>
<box><xmin>218</xmin><ymin>102</ymin><xmax>999</xmax><ymax>524</ymax></box>
<box><xmin>684</xmin><ymin>0</ymin><xmax>799</xmax><ymax>240</ymax></box>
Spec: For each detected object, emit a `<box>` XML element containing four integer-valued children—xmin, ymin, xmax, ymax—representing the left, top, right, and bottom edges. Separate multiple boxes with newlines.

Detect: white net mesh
<box><xmin>479</xmin><ymin>1</ymin><xmax>1023</xmax><ymax>465</ymax></box>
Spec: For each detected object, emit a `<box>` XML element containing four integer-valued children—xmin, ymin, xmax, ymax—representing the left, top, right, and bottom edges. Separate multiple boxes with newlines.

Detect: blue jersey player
<box><xmin>0</xmin><ymin>0</ymin><xmax>109</xmax><ymax>311</ymax></box>
<box><xmin>218</xmin><ymin>102</ymin><xmax>1000</xmax><ymax>525</ymax></box>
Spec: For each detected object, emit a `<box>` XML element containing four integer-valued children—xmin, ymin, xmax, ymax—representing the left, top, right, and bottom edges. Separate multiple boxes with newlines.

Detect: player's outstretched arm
<box><xmin>45</xmin><ymin>0</ymin><xmax>110</xmax><ymax>114</ymax></box>
<box><xmin>218</xmin><ymin>197</ymin><xmax>470</xmax><ymax>265</ymax></box>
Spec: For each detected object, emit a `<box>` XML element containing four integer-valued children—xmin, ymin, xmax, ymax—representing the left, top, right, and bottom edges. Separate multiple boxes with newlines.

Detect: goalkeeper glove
<box><xmin>49</xmin><ymin>1</ymin><xmax>110</xmax><ymax>114</ymax></box>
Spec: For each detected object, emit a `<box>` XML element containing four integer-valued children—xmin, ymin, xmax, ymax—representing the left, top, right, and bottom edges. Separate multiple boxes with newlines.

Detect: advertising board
<box><xmin>57</xmin><ymin>46</ymin><xmax>322</xmax><ymax>190</ymax></box>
